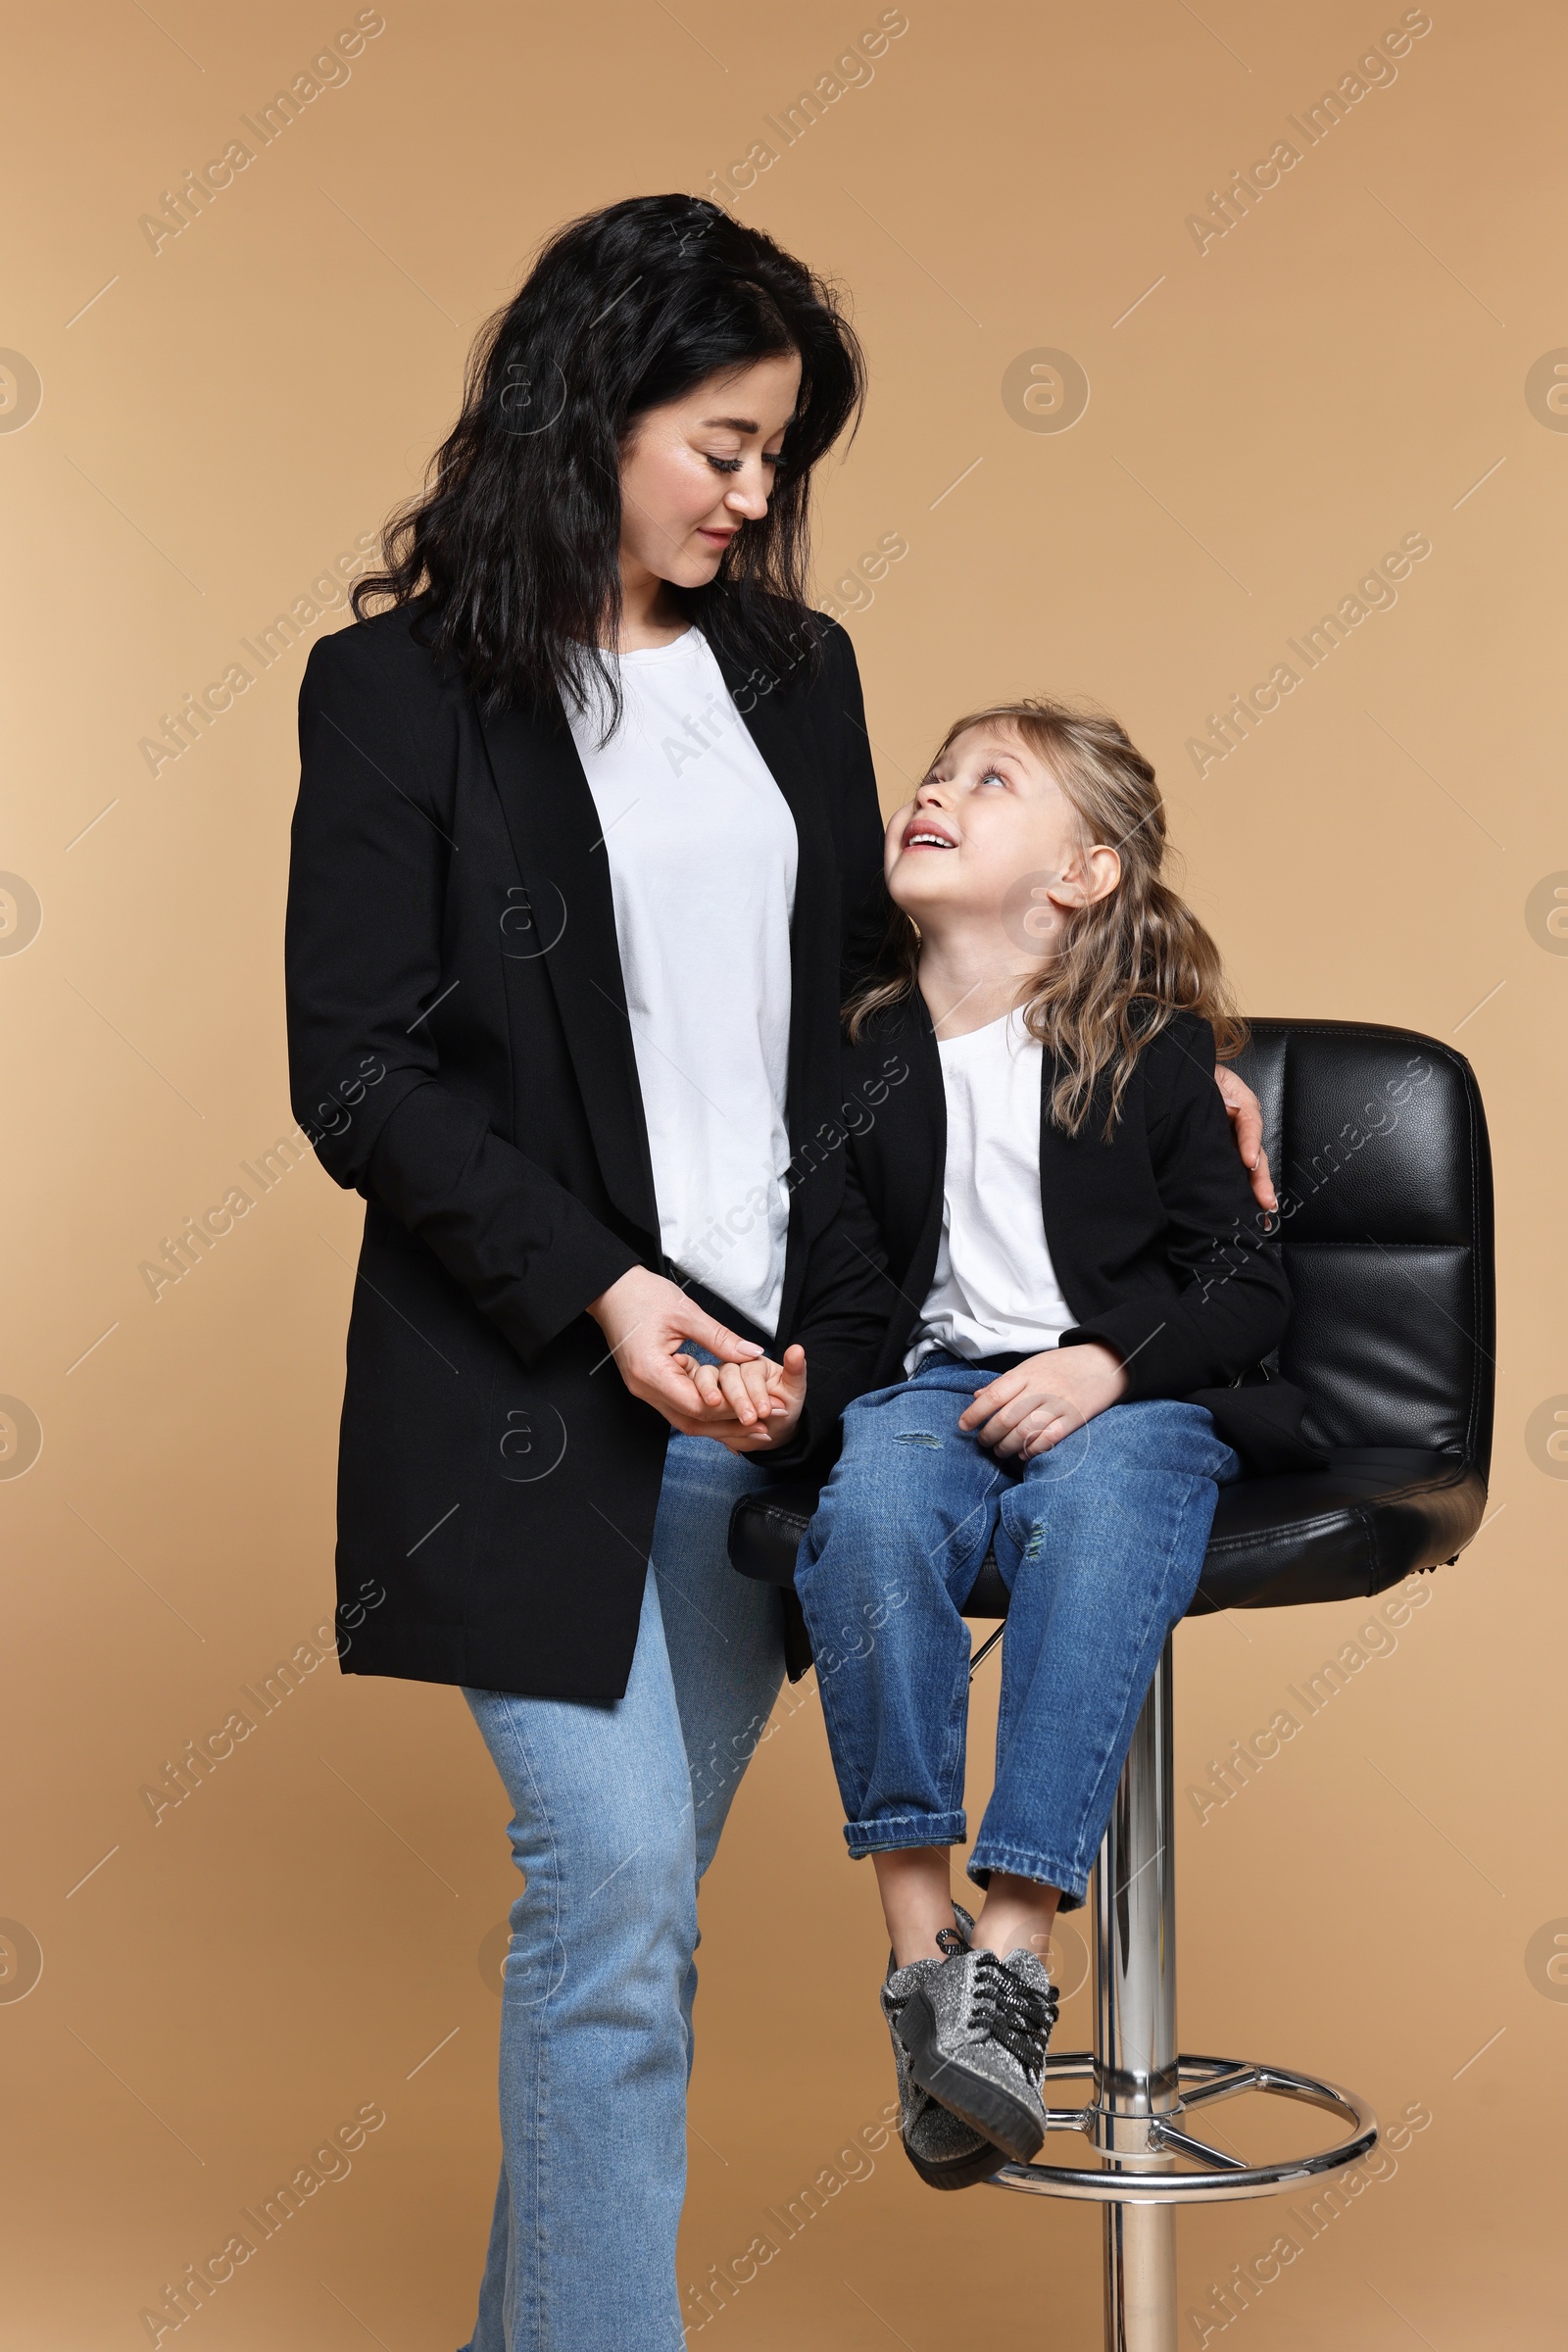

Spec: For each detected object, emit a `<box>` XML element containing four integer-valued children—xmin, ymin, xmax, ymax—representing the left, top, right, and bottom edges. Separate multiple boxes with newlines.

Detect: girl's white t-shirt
<box><xmin>906</xmin><ymin>1008</ymin><xmax>1074</xmax><ymax>1376</ymax></box>
<box><xmin>566</xmin><ymin>628</ymin><xmax>798</xmax><ymax>1337</ymax></box>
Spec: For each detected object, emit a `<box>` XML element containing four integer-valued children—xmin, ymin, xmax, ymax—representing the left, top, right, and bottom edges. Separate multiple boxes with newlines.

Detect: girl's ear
<box><xmin>1048</xmin><ymin>844</ymin><xmax>1121</xmax><ymax>909</ymax></box>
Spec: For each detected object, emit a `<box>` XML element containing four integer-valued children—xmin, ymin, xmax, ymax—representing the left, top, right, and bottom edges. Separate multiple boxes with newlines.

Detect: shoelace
<box><xmin>959</xmin><ymin>1948</ymin><xmax>1059</xmax><ymax>2077</ymax></box>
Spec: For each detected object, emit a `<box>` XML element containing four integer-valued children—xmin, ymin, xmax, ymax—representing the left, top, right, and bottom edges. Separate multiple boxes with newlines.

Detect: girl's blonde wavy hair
<box><xmin>846</xmin><ymin>697</ymin><xmax>1247</xmax><ymax>1136</ymax></box>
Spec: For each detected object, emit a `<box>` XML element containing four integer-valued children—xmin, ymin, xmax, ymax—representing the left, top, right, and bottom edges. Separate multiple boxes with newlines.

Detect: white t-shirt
<box><xmin>567</xmin><ymin>628</ymin><xmax>798</xmax><ymax>1337</ymax></box>
<box><xmin>906</xmin><ymin>1008</ymin><xmax>1074</xmax><ymax>1376</ymax></box>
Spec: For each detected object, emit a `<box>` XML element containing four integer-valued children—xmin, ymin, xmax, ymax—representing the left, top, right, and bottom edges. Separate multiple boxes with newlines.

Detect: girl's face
<box><xmin>617</xmin><ymin>351</ymin><xmax>802</xmax><ymax>591</ymax></box>
<box><xmin>885</xmin><ymin>723</ymin><xmax>1120</xmax><ymax>945</ymax></box>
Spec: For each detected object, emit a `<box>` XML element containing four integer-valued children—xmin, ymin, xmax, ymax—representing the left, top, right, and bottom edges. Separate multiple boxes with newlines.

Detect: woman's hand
<box><xmin>1214</xmin><ymin>1066</ymin><xmax>1277</xmax><ymax>1211</ymax></box>
<box><xmin>684</xmin><ymin>1343</ymin><xmax>808</xmax><ymax>1453</ymax></box>
<box><xmin>586</xmin><ymin>1266</ymin><xmax>768</xmax><ymax>1436</ymax></box>
<box><xmin>958</xmin><ymin>1342</ymin><xmax>1128</xmax><ymax>1460</ymax></box>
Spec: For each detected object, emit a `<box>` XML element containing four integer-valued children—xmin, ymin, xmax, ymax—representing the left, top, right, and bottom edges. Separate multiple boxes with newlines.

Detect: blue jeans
<box><xmin>460</xmin><ymin>1420</ymin><xmax>785</xmax><ymax>2352</ymax></box>
<box><xmin>795</xmin><ymin>1353</ymin><xmax>1239</xmax><ymax>1910</ymax></box>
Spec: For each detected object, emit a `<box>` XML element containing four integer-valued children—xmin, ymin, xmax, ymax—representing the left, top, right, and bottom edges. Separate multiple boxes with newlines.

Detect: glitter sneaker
<box><xmin>903</xmin><ymin>1937</ymin><xmax>1059</xmax><ymax>2164</ymax></box>
<box><xmin>879</xmin><ymin>1904</ymin><xmax>1009</xmax><ymax>2190</ymax></box>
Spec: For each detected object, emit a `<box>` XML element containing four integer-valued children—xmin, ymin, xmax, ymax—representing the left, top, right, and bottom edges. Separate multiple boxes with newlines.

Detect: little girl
<box><xmin>792</xmin><ymin>697</ymin><xmax>1291</xmax><ymax>2188</ymax></box>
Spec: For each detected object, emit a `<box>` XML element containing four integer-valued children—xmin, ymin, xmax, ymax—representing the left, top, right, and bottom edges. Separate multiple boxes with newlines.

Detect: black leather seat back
<box><xmin>1231</xmin><ymin>1022</ymin><xmax>1494</xmax><ymax>1473</ymax></box>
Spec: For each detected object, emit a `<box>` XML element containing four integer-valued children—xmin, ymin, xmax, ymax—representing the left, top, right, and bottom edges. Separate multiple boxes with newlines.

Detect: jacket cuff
<box><xmin>1058</xmin><ymin>1310</ymin><xmax>1184</xmax><ymax>1400</ymax></box>
<box><xmin>761</xmin><ymin>1344</ymin><xmax>884</xmax><ymax>1475</ymax></box>
<box><xmin>503</xmin><ymin>1232</ymin><xmax>645</xmax><ymax>1365</ymax></box>
<box><xmin>755</xmin><ymin>1399</ymin><xmax>831</xmax><ymax>1478</ymax></box>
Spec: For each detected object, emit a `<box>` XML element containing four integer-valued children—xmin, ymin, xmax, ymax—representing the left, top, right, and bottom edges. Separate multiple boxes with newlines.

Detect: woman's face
<box><xmin>617</xmin><ymin>351</ymin><xmax>802</xmax><ymax>591</ymax></box>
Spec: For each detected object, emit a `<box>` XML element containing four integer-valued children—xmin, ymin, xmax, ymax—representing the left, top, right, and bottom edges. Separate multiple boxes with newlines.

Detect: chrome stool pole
<box><xmin>986</xmin><ymin>1635</ymin><xmax>1379</xmax><ymax>2348</ymax></box>
<box><xmin>1093</xmin><ymin>1642</ymin><xmax>1178</xmax><ymax>2352</ymax></box>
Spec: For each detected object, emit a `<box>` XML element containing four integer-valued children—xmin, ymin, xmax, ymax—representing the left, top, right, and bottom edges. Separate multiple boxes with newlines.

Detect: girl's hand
<box><xmin>684</xmin><ymin>1343</ymin><xmax>808</xmax><ymax>1453</ymax></box>
<box><xmin>586</xmin><ymin>1266</ymin><xmax>766</xmax><ymax>1435</ymax></box>
<box><xmin>957</xmin><ymin>1343</ymin><xmax>1127</xmax><ymax>1460</ymax></box>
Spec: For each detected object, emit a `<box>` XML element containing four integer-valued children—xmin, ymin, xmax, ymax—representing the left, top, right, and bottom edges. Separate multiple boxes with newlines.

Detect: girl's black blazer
<box><xmin>803</xmin><ymin>997</ymin><xmax>1295</xmax><ymax>1447</ymax></box>
<box><xmin>284</xmin><ymin>596</ymin><xmax>886</xmax><ymax>1701</ymax></box>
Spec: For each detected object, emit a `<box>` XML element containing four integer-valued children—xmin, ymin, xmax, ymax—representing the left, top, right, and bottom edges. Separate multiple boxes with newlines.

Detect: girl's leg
<box><xmin>795</xmin><ymin>1362</ymin><xmax>1003</xmax><ymax>1961</ymax></box>
<box><xmin>459</xmin><ymin>1432</ymin><xmax>784</xmax><ymax>2352</ymax></box>
<box><xmin>969</xmin><ymin>1871</ymin><xmax>1059</xmax><ymax>1963</ymax></box>
<box><xmin>872</xmin><ymin>1846</ymin><xmax>963</xmax><ymax>1968</ymax></box>
<box><xmin>970</xmin><ymin>1400</ymin><xmax>1239</xmax><ymax>1915</ymax></box>
<box><xmin>891</xmin><ymin>1405</ymin><xmax>1233</xmax><ymax>2169</ymax></box>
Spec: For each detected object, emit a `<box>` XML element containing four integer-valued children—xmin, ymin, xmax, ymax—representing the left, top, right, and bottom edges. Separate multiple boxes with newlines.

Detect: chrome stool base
<box><xmin>979</xmin><ymin>1639</ymin><xmax>1378</xmax><ymax>2351</ymax></box>
<box><xmin>989</xmin><ymin>2050</ymin><xmax>1377</xmax><ymax>2203</ymax></box>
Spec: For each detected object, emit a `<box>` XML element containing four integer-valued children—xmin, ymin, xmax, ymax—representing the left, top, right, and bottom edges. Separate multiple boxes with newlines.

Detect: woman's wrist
<box><xmin>585</xmin><ymin>1263</ymin><xmax>654</xmax><ymax>1332</ymax></box>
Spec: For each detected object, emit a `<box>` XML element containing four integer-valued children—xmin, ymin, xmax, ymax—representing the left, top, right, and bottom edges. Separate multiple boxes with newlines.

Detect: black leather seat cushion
<box><xmin>729</xmin><ymin>1445</ymin><xmax>1485</xmax><ymax>1622</ymax></box>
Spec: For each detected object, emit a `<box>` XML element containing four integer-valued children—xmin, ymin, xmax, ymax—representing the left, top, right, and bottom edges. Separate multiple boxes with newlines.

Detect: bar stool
<box><xmin>729</xmin><ymin>1018</ymin><xmax>1494</xmax><ymax>2351</ymax></box>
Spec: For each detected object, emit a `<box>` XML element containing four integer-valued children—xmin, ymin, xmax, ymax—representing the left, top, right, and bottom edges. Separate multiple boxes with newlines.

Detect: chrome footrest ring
<box><xmin>986</xmin><ymin>2050</ymin><xmax>1378</xmax><ymax>2205</ymax></box>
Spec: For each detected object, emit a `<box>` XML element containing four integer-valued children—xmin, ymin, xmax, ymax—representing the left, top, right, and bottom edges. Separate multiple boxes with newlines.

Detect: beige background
<box><xmin>2</xmin><ymin>1</ymin><xmax>1564</xmax><ymax>2343</ymax></box>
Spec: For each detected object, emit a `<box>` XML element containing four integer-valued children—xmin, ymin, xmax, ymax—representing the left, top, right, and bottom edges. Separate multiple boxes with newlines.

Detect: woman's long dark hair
<box><xmin>353</xmin><ymin>194</ymin><xmax>865</xmax><ymax>727</ymax></box>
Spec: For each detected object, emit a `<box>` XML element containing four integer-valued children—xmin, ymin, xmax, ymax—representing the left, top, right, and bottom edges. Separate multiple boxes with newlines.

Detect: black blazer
<box><xmin>284</xmin><ymin>596</ymin><xmax>886</xmax><ymax>1701</ymax></box>
<box><xmin>803</xmin><ymin>998</ymin><xmax>1298</xmax><ymax>1452</ymax></box>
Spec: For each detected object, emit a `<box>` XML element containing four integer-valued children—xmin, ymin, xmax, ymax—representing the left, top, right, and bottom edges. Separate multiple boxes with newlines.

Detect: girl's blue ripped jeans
<box><xmin>794</xmin><ymin>1351</ymin><xmax>1239</xmax><ymax>1909</ymax></box>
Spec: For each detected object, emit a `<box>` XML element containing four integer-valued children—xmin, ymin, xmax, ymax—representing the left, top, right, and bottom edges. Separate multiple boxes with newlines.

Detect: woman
<box><xmin>284</xmin><ymin>194</ymin><xmax>1274</xmax><ymax>2349</ymax></box>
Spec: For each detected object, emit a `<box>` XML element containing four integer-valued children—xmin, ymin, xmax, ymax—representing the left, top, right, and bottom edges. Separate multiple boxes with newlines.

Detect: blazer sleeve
<box><xmin>1060</xmin><ymin>1021</ymin><xmax>1290</xmax><ymax>1398</ymax></box>
<box><xmin>285</xmin><ymin>626</ymin><xmax>642</xmax><ymax>1363</ymax></box>
<box><xmin>818</xmin><ymin>623</ymin><xmax>889</xmax><ymax>998</ymax></box>
<box><xmin>762</xmin><ymin>1145</ymin><xmax>899</xmax><ymax>1470</ymax></box>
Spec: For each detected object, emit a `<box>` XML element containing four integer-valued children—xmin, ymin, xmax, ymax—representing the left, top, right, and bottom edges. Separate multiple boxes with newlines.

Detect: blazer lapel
<box><xmin>710</xmin><ymin>645</ymin><xmax>840</xmax><ymax>1219</ymax></box>
<box><xmin>477</xmin><ymin>697</ymin><xmax>660</xmax><ymax>1243</ymax></box>
<box><xmin>904</xmin><ymin>998</ymin><xmax>949</xmax><ymax>1305</ymax></box>
<box><xmin>865</xmin><ymin>994</ymin><xmax>949</xmax><ymax>1332</ymax></box>
<box><xmin>1034</xmin><ymin>1048</ymin><xmax>1116</xmax><ymax>1327</ymax></box>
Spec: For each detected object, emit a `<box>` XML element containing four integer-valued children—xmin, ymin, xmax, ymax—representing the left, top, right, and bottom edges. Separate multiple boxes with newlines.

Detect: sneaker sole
<box><xmin>901</xmin><ymin>2128</ymin><xmax>1011</xmax><ymax>2190</ymax></box>
<box><xmin>902</xmin><ymin>1988</ymin><xmax>1047</xmax><ymax>2165</ymax></box>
